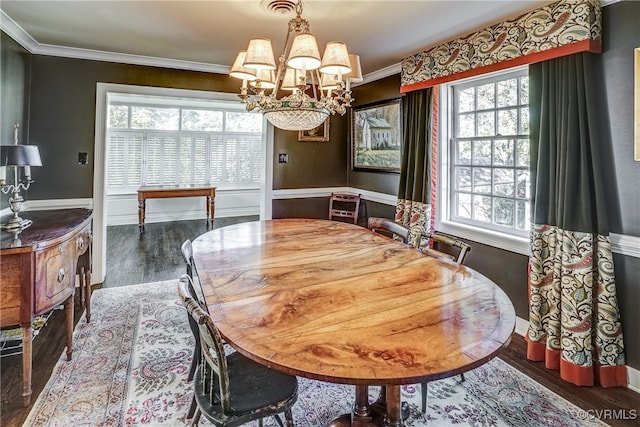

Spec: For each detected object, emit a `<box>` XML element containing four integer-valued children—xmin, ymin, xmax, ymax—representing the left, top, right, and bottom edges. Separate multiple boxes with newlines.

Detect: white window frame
<box><xmin>436</xmin><ymin>66</ymin><xmax>530</xmax><ymax>256</ymax></box>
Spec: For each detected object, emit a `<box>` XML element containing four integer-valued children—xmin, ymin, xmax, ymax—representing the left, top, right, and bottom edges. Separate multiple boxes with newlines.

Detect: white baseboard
<box><xmin>106</xmin><ymin>206</ymin><xmax>258</xmax><ymax>226</ymax></box>
<box><xmin>515</xmin><ymin>316</ymin><xmax>529</xmax><ymax>337</ymax></box>
<box><xmin>23</xmin><ymin>198</ymin><xmax>94</xmax><ymax>210</ymax></box>
<box><xmin>515</xmin><ymin>316</ymin><xmax>639</xmax><ymax>393</ymax></box>
<box><xmin>628</xmin><ymin>367</ymin><xmax>640</xmax><ymax>394</ymax></box>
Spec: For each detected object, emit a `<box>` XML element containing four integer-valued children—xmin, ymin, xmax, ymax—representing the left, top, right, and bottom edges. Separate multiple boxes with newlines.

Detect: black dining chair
<box><xmin>181</xmin><ymin>239</ymin><xmax>208</xmax><ymax>381</ymax></box>
<box><xmin>181</xmin><ymin>239</ymin><xmax>209</xmax><ymax>420</ymax></box>
<box><xmin>178</xmin><ymin>275</ymin><xmax>298</xmax><ymax>427</ymax></box>
<box><xmin>415</xmin><ymin>230</ymin><xmax>471</xmax><ymax>413</ymax></box>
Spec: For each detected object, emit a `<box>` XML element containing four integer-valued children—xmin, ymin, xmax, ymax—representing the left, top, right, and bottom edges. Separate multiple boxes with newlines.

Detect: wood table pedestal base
<box><xmin>327</xmin><ymin>385</ymin><xmax>403</xmax><ymax>427</ymax></box>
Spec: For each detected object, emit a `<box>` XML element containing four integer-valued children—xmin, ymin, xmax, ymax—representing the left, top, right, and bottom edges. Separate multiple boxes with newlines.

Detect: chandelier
<box><xmin>229</xmin><ymin>0</ymin><xmax>363</xmax><ymax>131</ymax></box>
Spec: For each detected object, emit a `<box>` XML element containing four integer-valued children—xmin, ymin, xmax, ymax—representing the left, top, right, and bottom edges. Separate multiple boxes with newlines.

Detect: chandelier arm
<box><xmin>308</xmin><ymin>69</ymin><xmax>319</xmax><ymax>102</ymax></box>
<box><xmin>314</xmin><ymin>69</ymin><xmax>324</xmax><ymax>94</ymax></box>
<box><xmin>272</xmin><ymin>22</ymin><xmax>297</xmax><ymax>96</ymax></box>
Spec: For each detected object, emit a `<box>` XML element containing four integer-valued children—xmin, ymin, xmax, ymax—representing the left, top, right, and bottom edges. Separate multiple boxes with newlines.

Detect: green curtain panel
<box><xmin>396</xmin><ymin>87</ymin><xmax>433</xmax><ymax>246</ymax></box>
<box><xmin>527</xmin><ymin>52</ymin><xmax>627</xmax><ymax>387</ymax></box>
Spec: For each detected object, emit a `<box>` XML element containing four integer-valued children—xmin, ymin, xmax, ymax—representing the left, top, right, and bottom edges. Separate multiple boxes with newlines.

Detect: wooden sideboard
<box><xmin>0</xmin><ymin>208</ymin><xmax>93</xmax><ymax>406</ymax></box>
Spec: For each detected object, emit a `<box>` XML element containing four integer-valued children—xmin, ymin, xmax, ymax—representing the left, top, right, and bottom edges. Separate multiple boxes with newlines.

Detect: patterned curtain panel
<box><xmin>527</xmin><ymin>53</ymin><xmax>627</xmax><ymax>387</ymax></box>
<box><xmin>401</xmin><ymin>0</ymin><xmax>601</xmax><ymax>93</ymax></box>
<box><xmin>395</xmin><ymin>87</ymin><xmax>434</xmax><ymax>246</ymax></box>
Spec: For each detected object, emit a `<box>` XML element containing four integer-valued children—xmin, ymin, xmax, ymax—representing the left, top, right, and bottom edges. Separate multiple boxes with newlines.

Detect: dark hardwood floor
<box><xmin>103</xmin><ymin>216</ymin><xmax>259</xmax><ymax>288</ymax></box>
<box><xmin>2</xmin><ymin>217</ymin><xmax>638</xmax><ymax>426</ymax></box>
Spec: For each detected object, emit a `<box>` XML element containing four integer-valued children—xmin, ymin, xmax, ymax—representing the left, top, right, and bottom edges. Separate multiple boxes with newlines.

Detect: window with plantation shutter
<box><xmin>106</xmin><ymin>96</ymin><xmax>263</xmax><ymax>195</ymax></box>
<box><xmin>107</xmin><ymin>132</ymin><xmax>143</xmax><ymax>192</ymax></box>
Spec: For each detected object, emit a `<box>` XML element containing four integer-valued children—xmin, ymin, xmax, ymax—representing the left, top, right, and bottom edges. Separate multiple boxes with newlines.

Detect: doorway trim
<box><xmin>93</xmin><ymin>83</ymin><xmax>273</xmax><ymax>283</ymax></box>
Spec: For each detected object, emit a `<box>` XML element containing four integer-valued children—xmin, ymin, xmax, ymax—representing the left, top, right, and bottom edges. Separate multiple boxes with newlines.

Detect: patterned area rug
<box><xmin>24</xmin><ymin>280</ymin><xmax>606</xmax><ymax>427</ymax></box>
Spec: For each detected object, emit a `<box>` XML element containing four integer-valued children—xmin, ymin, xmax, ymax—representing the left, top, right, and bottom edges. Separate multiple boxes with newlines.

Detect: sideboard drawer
<box><xmin>0</xmin><ymin>253</ymin><xmax>24</xmax><ymax>327</ymax></box>
<box><xmin>75</xmin><ymin>226</ymin><xmax>91</xmax><ymax>258</ymax></box>
<box><xmin>34</xmin><ymin>239</ymin><xmax>75</xmax><ymax>314</ymax></box>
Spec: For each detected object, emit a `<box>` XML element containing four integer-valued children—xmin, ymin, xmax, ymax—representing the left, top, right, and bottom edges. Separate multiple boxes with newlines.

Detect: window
<box><xmin>106</xmin><ymin>95</ymin><xmax>263</xmax><ymax>194</ymax></box>
<box><xmin>440</xmin><ymin>68</ymin><xmax>530</xmax><ymax>248</ymax></box>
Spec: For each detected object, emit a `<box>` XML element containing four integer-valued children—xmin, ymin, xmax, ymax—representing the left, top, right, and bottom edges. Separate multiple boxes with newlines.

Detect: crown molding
<box><xmin>362</xmin><ymin>62</ymin><xmax>402</xmax><ymax>84</ymax></box>
<box><xmin>1</xmin><ymin>10</ymin><xmax>38</xmax><ymax>50</ymax></box>
<box><xmin>33</xmin><ymin>44</ymin><xmax>231</xmax><ymax>74</ymax></box>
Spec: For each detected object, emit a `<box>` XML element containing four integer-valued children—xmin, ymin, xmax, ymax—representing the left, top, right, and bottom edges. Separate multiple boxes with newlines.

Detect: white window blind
<box><xmin>106</xmin><ymin>97</ymin><xmax>263</xmax><ymax>195</ymax></box>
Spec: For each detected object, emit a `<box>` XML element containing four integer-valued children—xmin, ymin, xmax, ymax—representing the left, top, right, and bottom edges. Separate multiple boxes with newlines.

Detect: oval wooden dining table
<box><xmin>192</xmin><ymin>219</ymin><xmax>516</xmax><ymax>427</ymax></box>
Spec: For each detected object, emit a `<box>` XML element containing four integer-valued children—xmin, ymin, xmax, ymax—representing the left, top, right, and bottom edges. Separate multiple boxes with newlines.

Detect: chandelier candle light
<box><xmin>0</xmin><ymin>124</ymin><xmax>42</xmax><ymax>232</ymax></box>
<box><xmin>229</xmin><ymin>0</ymin><xmax>363</xmax><ymax>131</ymax></box>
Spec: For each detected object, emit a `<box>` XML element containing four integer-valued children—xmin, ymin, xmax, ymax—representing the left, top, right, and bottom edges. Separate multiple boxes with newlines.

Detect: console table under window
<box><xmin>136</xmin><ymin>185</ymin><xmax>216</xmax><ymax>233</ymax></box>
<box><xmin>0</xmin><ymin>208</ymin><xmax>93</xmax><ymax>406</ymax></box>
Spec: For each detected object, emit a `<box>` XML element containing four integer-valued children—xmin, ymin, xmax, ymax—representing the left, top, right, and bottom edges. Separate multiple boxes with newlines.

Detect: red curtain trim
<box><xmin>597</xmin><ymin>365</ymin><xmax>629</xmax><ymax>388</ymax></box>
<box><xmin>400</xmin><ymin>39</ymin><xmax>602</xmax><ymax>93</ymax></box>
<box><xmin>526</xmin><ymin>337</ymin><xmax>628</xmax><ymax>388</ymax></box>
<box><xmin>429</xmin><ymin>86</ymin><xmax>438</xmax><ymax>232</ymax></box>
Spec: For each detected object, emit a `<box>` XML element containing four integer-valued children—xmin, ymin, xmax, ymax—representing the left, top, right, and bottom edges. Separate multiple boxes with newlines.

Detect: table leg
<box><xmin>21</xmin><ymin>325</ymin><xmax>32</xmax><ymax>407</ymax></box>
<box><xmin>384</xmin><ymin>386</ymin><xmax>403</xmax><ymax>427</ymax></box>
<box><xmin>83</xmin><ymin>267</ymin><xmax>92</xmax><ymax>322</ymax></box>
<box><xmin>138</xmin><ymin>197</ymin><xmax>145</xmax><ymax>234</ymax></box>
<box><xmin>65</xmin><ymin>295</ymin><xmax>74</xmax><ymax>361</ymax></box>
<box><xmin>207</xmin><ymin>193</ymin><xmax>215</xmax><ymax>227</ymax></box>
<box><xmin>327</xmin><ymin>385</ymin><xmax>379</xmax><ymax>427</ymax></box>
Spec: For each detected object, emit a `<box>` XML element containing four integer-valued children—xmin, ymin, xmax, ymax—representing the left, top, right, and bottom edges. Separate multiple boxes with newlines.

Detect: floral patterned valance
<box><xmin>400</xmin><ymin>0</ymin><xmax>601</xmax><ymax>93</ymax></box>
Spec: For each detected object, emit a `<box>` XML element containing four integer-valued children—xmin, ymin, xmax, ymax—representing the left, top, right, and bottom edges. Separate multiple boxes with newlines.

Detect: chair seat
<box><xmin>193</xmin><ymin>352</ymin><xmax>298</xmax><ymax>426</ymax></box>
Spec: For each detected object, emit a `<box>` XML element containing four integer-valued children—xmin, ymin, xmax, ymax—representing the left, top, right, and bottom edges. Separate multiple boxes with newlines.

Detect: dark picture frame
<box><xmin>298</xmin><ymin>119</ymin><xmax>330</xmax><ymax>142</ymax></box>
<box><xmin>635</xmin><ymin>47</ymin><xmax>639</xmax><ymax>161</ymax></box>
<box><xmin>352</xmin><ymin>98</ymin><xmax>402</xmax><ymax>172</ymax></box>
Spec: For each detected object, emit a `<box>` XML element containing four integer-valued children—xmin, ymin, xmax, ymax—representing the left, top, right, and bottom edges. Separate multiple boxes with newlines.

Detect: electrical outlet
<box><xmin>78</xmin><ymin>152</ymin><xmax>89</xmax><ymax>165</ymax></box>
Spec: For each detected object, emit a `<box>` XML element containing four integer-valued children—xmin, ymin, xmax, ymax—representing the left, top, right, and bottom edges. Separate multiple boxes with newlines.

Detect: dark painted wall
<box><xmin>596</xmin><ymin>0</ymin><xmax>640</xmax><ymax>369</ymax></box>
<box><xmin>599</xmin><ymin>1</ymin><xmax>640</xmax><ymax>237</ymax></box>
<box><xmin>272</xmin><ymin>113</ymin><xmax>348</xmax><ymax>190</ymax></box>
<box><xmin>0</xmin><ymin>32</ymin><xmax>31</xmax><ymax>206</ymax></box>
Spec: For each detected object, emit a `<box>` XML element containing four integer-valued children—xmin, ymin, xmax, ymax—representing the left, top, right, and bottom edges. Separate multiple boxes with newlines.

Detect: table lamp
<box><xmin>1</xmin><ymin>124</ymin><xmax>42</xmax><ymax>231</ymax></box>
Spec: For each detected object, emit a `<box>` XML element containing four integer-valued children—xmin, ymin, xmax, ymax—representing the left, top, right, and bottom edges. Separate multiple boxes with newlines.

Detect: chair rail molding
<box><xmin>271</xmin><ymin>187</ymin><xmax>639</xmax><ymax>259</ymax></box>
<box><xmin>272</xmin><ymin>187</ymin><xmax>397</xmax><ymax>206</ymax></box>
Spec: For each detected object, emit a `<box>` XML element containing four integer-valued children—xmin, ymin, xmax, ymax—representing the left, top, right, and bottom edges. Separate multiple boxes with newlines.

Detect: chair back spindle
<box><xmin>416</xmin><ymin>231</ymin><xmax>471</xmax><ymax>264</ymax></box>
<box><xmin>329</xmin><ymin>193</ymin><xmax>361</xmax><ymax>224</ymax></box>
<box><xmin>367</xmin><ymin>217</ymin><xmax>410</xmax><ymax>244</ymax></box>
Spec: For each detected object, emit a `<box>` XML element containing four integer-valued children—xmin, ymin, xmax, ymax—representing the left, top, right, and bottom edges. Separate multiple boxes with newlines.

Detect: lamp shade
<box><xmin>229</xmin><ymin>51</ymin><xmax>257</xmax><ymax>81</ymax></box>
<box><xmin>344</xmin><ymin>54</ymin><xmax>363</xmax><ymax>83</ymax></box>
<box><xmin>287</xmin><ymin>33</ymin><xmax>321</xmax><ymax>71</ymax></box>
<box><xmin>244</xmin><ymin>38</ymin><xmax>277</xmax><ymax>70</ymax></box>
<box><xmin>1</xmin><ymin>145</ymin><xmax>42</xmax><ymax>166</ymax></box>
<box><xmin>250</xmin><ymin>69</ymin><xmax>276</xmax><ymax>89</ymax></box>
<box><xmin>319</xmin><ymin>42</ymin><xmax>351</xmax><ymax>75</ymax></box>
<box><xmin>320</xmin><ymin>73</ymin><xmax>340</xmax><ymax>90</ymax></box>
<box><xmin>281</xmin><ymin>67</ymin><xmax>304</xmax><ymax>91</ymax></box>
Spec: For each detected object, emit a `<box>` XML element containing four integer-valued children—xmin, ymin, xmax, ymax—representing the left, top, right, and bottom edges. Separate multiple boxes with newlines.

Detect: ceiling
<box><xmin>2</xmin><ymin>0</ymin><xmax>557</xmax><ymax>79</ymax></box>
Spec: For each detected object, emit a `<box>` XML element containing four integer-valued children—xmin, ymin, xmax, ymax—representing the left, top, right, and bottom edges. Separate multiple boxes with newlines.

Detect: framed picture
<box><xmin>298</xmin><ymin>119</ymin><xmax>330</xmax><ymax>142</ymax></box>
<box><xmin>352</xmin><ymin>98</ymin><xmax>402</xmax><ymax>172</ymax></box>
<box><xmin>635</xmin><ymin>47</ymin><xmax>639</xmax><ymax>161</ymax></box>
